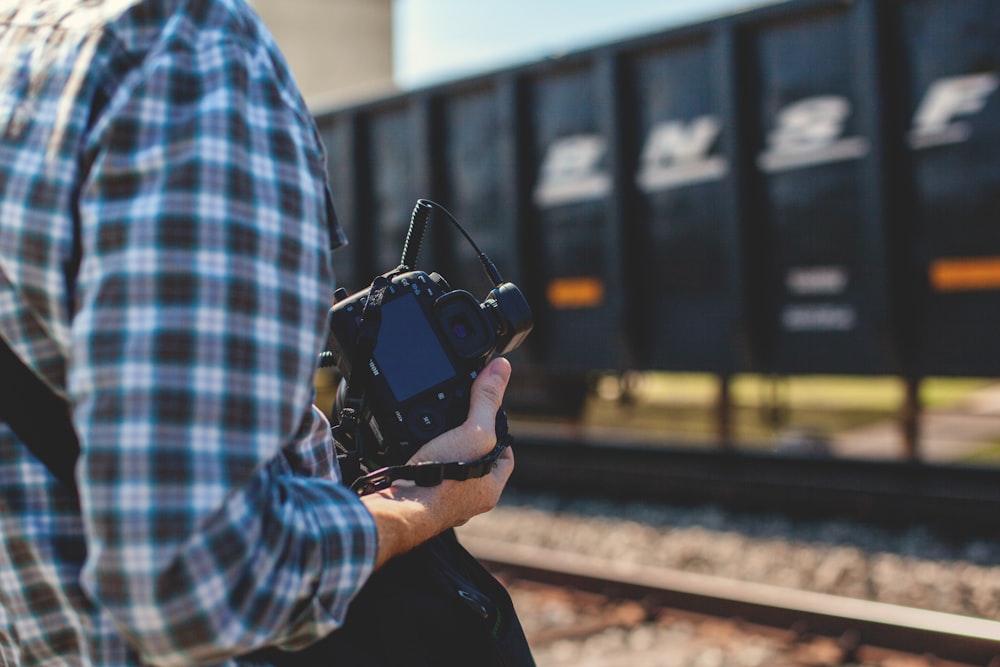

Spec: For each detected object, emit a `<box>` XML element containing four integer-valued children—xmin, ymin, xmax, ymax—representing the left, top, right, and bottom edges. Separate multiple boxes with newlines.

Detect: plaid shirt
<box><xmin>0</xmin><ymin>1</ymin><xmax>377</xmax><ymax>665</ymax></box>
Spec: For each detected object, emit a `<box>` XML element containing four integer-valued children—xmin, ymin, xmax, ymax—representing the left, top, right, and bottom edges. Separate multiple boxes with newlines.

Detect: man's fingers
<box><xmin>494</xmin><ymin>445</ymin><xmax>515</xmax><ymax>479</ymax></box>
<box><xmin>466</xmin><ymin>357</ymin><xmax>511</xmax><ymax>430</ymax></box>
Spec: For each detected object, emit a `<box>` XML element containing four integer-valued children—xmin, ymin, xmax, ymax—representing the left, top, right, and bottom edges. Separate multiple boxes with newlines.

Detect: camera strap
<box><xmin>348</xmin><ymin>434</ymin><xmax>511</xmax><ymax>496</ymax></box>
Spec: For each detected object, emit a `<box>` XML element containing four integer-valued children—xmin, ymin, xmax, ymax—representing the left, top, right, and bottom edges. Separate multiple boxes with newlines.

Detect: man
<box><xmin>0</xmin><ymin>1</ymin><xmax>515</xmax><ymax>665</ymax></box>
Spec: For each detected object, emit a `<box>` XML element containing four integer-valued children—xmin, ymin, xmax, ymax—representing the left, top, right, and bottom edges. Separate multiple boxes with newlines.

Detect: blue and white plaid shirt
<box><xmin>0</xmin><ymin>1</ymin><xmax>377</xmax><ymax>665</ymax></box>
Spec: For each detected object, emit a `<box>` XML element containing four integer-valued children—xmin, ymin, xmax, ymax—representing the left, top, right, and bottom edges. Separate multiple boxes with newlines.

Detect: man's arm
<box><xmin>71</xmin><ymin>19</ymin><xmax>378</xmax><ymax>665</ymax></box>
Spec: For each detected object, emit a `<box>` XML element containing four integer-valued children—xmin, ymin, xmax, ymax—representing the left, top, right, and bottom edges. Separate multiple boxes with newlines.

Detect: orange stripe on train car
<box><xmin>546</xmin><ymin>277</ymin><xmax>606</xmax><ymax>309</ymax></box>
<box><xmin>930</xmin><ymin>257</ymin><xmax>1000</xmax><ymax>292</ymax></box>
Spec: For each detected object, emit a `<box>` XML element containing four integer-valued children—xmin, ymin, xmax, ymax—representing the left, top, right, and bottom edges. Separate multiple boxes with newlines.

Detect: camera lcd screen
<box><xmin>373</xmin><ymin>293</ymin><xmax>456</xmax><ymax>402</ymax></box>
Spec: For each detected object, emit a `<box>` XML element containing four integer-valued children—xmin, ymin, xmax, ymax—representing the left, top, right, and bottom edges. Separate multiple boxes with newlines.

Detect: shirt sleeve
<box><xmin>68</xmin><ymin>26</ymin><xmax>377</xmax><ymax>667</ymax></box>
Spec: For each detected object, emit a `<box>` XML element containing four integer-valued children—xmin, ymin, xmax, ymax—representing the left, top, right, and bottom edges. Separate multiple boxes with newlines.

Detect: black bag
<box><xmin>0</xmin><ymin>336</ymin><xmax>535</xmax><ymax>666</ymax></box>
<box><xmin>282</xmin><ymin>528</ymin><xmax>535</xmax><ymax>667</ymax></box>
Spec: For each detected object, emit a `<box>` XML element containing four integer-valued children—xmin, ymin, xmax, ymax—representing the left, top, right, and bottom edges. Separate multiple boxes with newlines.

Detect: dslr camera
<box><xmin>324</xmin><ymin>200</ymin><xmax>532</xmax><ymax>468</ymax></box>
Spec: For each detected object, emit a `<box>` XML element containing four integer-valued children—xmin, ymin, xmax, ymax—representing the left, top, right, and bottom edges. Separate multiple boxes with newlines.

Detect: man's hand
<box><xmin>359</xmin><ymin>357</ymin><xmax>514</xmax><ymax>568</ymax></box>
<box><xmin>407</xmin><ymin>357</ymin><xmax>511</xmax><ymax>465</ymax></box>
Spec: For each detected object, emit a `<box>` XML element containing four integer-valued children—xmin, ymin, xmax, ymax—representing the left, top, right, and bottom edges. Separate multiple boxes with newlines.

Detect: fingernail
<box><xmin>489</xmin><ymin>357</ymin><xmax>511</xmax><ymax>380</ymax></box>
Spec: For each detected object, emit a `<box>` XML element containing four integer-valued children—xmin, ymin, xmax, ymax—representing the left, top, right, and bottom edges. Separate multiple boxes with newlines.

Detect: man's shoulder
<box><xmin>105</xmin><ymin>0</ymin><xmax>270</xmax><ymax>57</ymax></box>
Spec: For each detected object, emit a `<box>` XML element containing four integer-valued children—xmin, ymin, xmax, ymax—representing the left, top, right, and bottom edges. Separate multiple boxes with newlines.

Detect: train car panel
<box><xmin>438</xmin><ymin>83</ymin><xmax>521</xmax><ymax>297</ymax></box>
<box><xmin>624</xmin><ymin>34</ymin><xmax>747</xmax><ymax>373</ymax></box>
<box><xmin>746</xmin><ymin>4</ymin><xmax>895</xmax><ymax>375</ymax></box>
<box><xmin>898</xmin><ymin>0</ymin><xmax>1000</xmax><ymax>376</ymax></box>
<box><xmin>526</xmin><ymin>61</ymin><xmax>626</xmax><ymax>371</ymax></box>
<box><xmin>366</xmin><ymin>102</ymin><xmax>434</xmax><ymax>280</ymax></box>
<box><xmin>317</xmin><ymin>115</ymin><xmax>367</xmax><ymax>293</ymax></box>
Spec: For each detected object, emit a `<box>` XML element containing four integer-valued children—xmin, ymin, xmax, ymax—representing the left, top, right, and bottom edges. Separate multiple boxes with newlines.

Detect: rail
<box><xmin>465</xmin><ymin>536</ymin><xmax>1000</xmax><ymax>666</ymax></box>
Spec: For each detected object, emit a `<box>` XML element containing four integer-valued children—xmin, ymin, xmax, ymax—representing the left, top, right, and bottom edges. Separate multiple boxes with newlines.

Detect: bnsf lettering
<box><xmin>530</xmin><ymin>73</ymin><xmax>997</xmax><ymax>208</ymax></box>
<box><xmin>909</xmin><ymin>72</ymin><xmax>999</xmax><ymax>149</ymax></box>
<box><xmin>758</xmin><ymin>95</ymin><xmax>869</xmax><ymax>172</ymax></box>
<box><xmin>532</xmin><ymin>134</ymin><xmax>611</xmax><ymax>207</ymax></box>
<box><xmin>635</xmin><ymin>115</ymin><xmax>728</xmax><ymax>193</ymax></box>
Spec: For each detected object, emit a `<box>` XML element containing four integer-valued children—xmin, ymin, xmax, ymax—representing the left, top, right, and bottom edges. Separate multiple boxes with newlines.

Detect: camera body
<box><xmin>326</xmin><ymin>268</ymin><xmax>532</xmax><ymax>466</ymax></box>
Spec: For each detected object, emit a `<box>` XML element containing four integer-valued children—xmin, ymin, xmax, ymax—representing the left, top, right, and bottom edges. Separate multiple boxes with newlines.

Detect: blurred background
<box><xmin>250</xmin><ymin>0</ymin><xmax>1000</xmax><ymax>468</ymax></box>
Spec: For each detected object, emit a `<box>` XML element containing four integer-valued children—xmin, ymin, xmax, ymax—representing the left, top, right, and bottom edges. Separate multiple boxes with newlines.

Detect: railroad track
<box><xmin>506</xmin><ymin>424</ymin><xmax>1000</xmax><ymax>535</ymax></box>
<box><xmin>464</xmin><ymin>536</ymin><xmax>1000</xmax><ymax>667</ymax></box>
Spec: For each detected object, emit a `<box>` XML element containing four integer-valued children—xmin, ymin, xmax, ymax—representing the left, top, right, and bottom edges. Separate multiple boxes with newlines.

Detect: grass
<box><xmin>958</xmin><ymin>441</ymin><xmax>1000</xmax><ymax>465</ymax></box>
<box><xmin>581</xmin><ymin>372</ymin><xmax>1000</xmax><ymax>457</ymax></box>
<box><xmin>630</xmin><ymin>372</ymin><xmax>990</xmax><ymax>411</ymax></box>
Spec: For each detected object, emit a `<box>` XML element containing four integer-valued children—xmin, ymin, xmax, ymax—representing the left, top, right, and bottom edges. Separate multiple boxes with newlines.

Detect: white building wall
<box><xmin>250</xmin><ymin>0</ymin><xmax>395</xmax><ymax>112</ymax></box>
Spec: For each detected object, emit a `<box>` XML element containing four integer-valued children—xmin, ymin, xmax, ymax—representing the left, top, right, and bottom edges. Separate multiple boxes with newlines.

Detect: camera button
<box><xmin>408</xmin><ymin>408</ymin><xmax>441</xmax><ymax>435</ymax></box>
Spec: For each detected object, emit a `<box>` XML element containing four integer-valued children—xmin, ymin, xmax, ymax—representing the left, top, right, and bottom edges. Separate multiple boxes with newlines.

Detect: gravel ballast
<box><xmin>457</xmin><ymin>490</ymin><xmax>1000</xmax><ymax>620</ymax></box>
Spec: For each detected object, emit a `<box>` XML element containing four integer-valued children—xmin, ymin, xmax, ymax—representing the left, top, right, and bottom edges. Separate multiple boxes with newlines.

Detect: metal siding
<box><xmin>368</xmin><ymin>104</ymin><xmax>427</xmax><ymax>275</ymax></box>
<box><xmin>626</xmin><ymin>36</ymin><xmax>744</xmax><ymax>373</ymax></box>
<box><xmin>317</xmin><ymin>116</ymin><xmax>364</xmax><ymax>292</ymax></box>
<box><xmin>439</xmin><ymin>85</ymin><xmax>514</xmax><ymax>297</ymax></box>
<box><xmin>527</xmin><ymin>63</ymin><xmax>624</xmax><ymax>370</ymax></box>
<box><xmin>899</xmin><ymin>0</ymin><xmax>1000</xmax><ymax>376</ymax></box>
<box><xmin>750</xmin><ymin>6</ymin><xmax>891</xmax><ymax>374</ymax></box>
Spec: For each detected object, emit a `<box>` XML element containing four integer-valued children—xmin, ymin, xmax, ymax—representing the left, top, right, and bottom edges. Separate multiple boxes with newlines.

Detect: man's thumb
<box><xmin>467</xmin><ymin>357</ymin><xmax>511</xmax><ymax>426</ymax></box>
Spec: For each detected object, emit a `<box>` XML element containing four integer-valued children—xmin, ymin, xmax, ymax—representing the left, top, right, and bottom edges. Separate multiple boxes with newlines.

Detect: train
<box><xmin>312</xmin><ymin>0</ymin><xmax>1000</xmax><ymax>416</ymax></box>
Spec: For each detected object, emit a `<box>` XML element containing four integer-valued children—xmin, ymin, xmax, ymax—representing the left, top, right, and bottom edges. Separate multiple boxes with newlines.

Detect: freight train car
<box><xmin>314</xmin><ymin>0</ymin><xmax>1000</xmax><ymax>415</ymax></box>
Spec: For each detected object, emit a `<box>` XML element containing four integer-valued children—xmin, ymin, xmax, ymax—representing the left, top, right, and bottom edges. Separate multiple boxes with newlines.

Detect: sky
<box><xmin>393</xmin><ymin>0</ymin><xmax>770</xmax><ymax>89</ymax></box>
